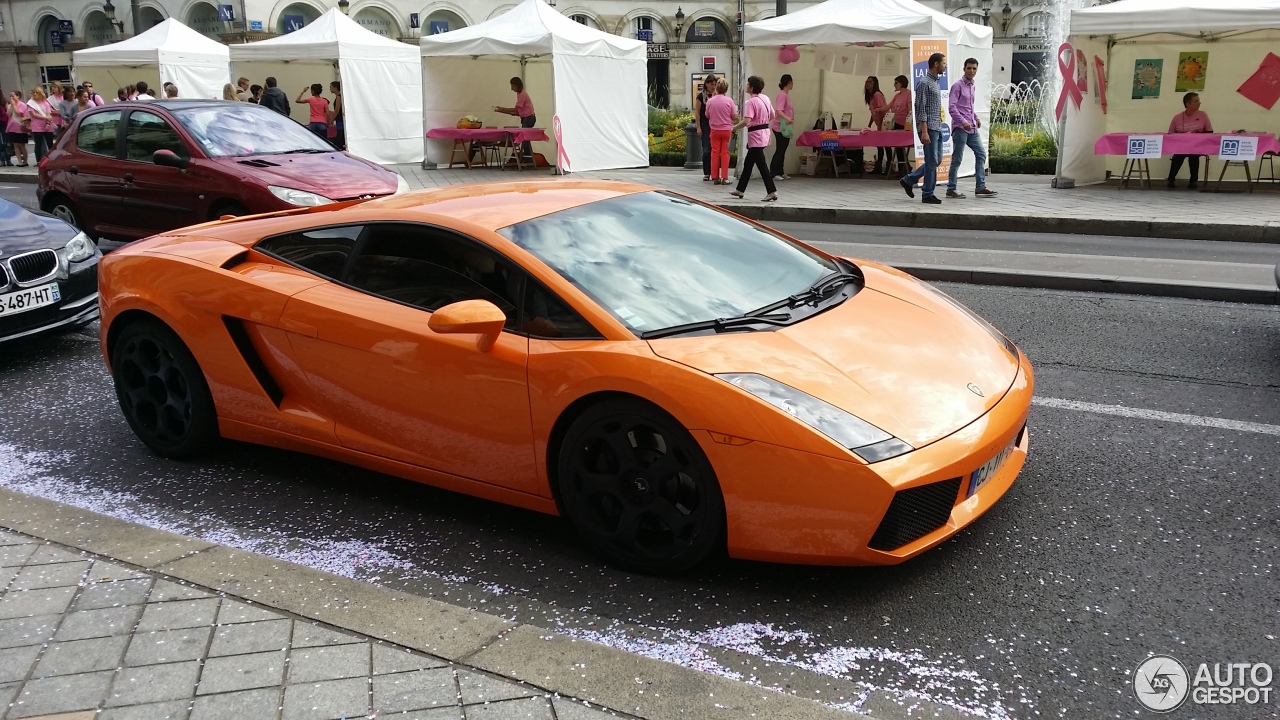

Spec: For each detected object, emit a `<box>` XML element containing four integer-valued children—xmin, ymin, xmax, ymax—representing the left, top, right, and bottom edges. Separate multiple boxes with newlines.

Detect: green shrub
<box><xmin>1022</xmin><ymin>131</ymin><xmax>1058</xmax><ymax>158</ymax></box>
<box><xmin>648</xmin><ymin>106</ymin><xmax>695</xmax><ymax>137</ymax></box>
<box><xmin>990</xmin><ymin>156</ymin><xmax>1057</xmax><ymax>174</ymax></box>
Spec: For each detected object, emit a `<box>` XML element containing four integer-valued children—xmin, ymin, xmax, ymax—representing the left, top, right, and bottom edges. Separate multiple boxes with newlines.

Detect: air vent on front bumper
<box><xmin>8</xmin><ymin>249</ymin><xmax>58</xmax><ymax>284</ymax></box>
<box><xmin>868</xmin><ymin>477</ymin><xmax>962</xmax><ymax>551</ymax></box>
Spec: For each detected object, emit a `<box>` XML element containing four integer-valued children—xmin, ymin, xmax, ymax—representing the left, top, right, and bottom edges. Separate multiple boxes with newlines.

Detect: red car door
<box><xmin>59</xmin><ymin>110</ymin><xmax>125</xmax><ymax>236</ymax></box>
<box><xmin>118</xmin><ymin>109</ymin><xmax>200</xmax><ymax>237</ymax></box>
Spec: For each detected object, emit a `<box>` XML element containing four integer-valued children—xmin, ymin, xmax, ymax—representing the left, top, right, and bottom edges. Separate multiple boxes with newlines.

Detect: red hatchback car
<box><xmin>38</xmin><ymin>100</ymin><xmax>406</xmax><ymax>241</ymax></box>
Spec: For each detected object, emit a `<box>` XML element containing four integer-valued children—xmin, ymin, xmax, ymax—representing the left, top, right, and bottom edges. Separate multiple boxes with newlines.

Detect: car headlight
<box><xmin>394</xmin><ymin>174</ymin><xmax>410</xmax><ymax>195</ymax></box>
<box><xmin>716</xmin><ymin>373</ymin><xmax>913</xmax><ymax>463</ymax></box>
<box><xmin>268</xmin><ymin>185</ymin><xmax>334</xmax><ymax>207</ymax></box>
<box><xmin>915</xmin><ymin>278</ymin><xmax>1018</xmax><ymax>357</ymax></box>
<box><xmin>64</xmin><ymin>232</ymin><xmax>96</xmax><ymax>262</ymax></box>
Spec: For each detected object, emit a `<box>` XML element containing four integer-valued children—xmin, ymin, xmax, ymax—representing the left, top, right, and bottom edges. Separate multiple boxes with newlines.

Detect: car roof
<box><xmin>358</xmin><ymin>180</ymin><xmax>656</xmax><ymax>231</ymax></box>
<box><xmin>81</xmin><ymin>100</ymin><xmax>265</xmax><ymax>113</ymax></box>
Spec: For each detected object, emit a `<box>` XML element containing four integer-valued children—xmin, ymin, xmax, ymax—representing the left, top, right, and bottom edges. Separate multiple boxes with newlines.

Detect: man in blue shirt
<box><xmin>901</xmin><ymin>53</ymin><xmax>946</xmax><ymax>205</ymax></box>
<box><xmin>947</xmin><ymin>58</ymin><xmax>997</xmax><ymax>199</ymax></box>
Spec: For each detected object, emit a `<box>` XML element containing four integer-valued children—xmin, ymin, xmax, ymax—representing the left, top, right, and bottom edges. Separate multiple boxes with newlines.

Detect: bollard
<box><xmin>684</xmin><ymin>122</ymin><xmax>703</xmax><ymax>170</ymax></box>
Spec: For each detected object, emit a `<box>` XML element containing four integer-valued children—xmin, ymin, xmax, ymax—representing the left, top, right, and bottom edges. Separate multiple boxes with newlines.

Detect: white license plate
<box><xmin>968</xmin><ymin>439</ymin><xmax>1016</xmax><ymax>497</ymax></box>
<box><xmin>0</xmin><ymin>282</ymin><xmax>61</xmax><ymax>317</ymax></box>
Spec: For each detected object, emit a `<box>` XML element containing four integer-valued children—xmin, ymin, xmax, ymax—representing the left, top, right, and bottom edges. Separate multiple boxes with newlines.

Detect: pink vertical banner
<box><xmin>1094</xmin><ymin>55</ymin><xmax>1108</xmax><ymax>114</ymax></box>
<box><xmin>552</xmin><ymin>115</ymin><xmax>570</xmax><ymax>174</ymax></box>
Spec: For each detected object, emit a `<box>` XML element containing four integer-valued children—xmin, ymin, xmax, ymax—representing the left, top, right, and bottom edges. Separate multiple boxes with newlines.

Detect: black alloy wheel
<box><xmin>111</xmin><ymin>319</ymin><xmax>219</xmax><ymax>458</ymax></box>
<box><xmin>557</xmin><ymin>399</ymin><xmax>726</xmax><ymax>573</ymax></box>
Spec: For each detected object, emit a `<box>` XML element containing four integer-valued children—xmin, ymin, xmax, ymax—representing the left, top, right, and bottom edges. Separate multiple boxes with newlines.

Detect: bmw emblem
<box><xmin>967</xmin><ymin>383</ymin><xmax>984</xmax><ymax>397</ymax></box>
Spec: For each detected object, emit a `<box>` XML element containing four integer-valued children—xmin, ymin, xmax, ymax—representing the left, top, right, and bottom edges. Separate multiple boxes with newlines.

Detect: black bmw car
<box><xmin>0</xmin><ymin>198</ymin><xmax>101</xmax><ymax>344</ymax></box>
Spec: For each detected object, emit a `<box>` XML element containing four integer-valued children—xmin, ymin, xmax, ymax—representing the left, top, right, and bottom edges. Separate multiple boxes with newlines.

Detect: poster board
<box><xmin>909</xmin><ymin>37</ymin><xmax>952</xmax><ymax>183</ymax></box>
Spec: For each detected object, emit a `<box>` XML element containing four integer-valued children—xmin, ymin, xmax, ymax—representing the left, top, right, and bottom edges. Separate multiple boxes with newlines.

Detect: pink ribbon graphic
<box><xmin>553</xmin><ymin>115</ymin><xmax>570</xmax><ymax>174</ymax></box>
<box><xmin>1055</xmin><ymin>42</ymin><xmax>1084</xmax><ymax>120</ymax></box>
<box><xmin>1094</xmin><ymin>55</ymin><xmax>1108</xmax><ymax>114</ymax></box>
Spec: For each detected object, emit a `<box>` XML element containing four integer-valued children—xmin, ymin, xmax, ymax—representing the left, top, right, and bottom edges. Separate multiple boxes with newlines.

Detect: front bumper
<box><xmin>707</xmin><ymin>352</ymin><xmax>1034</xmax><ymax>565</ymax></box>
<box><xmin>0</xmin><ymin>264</ymin><xmax>100</xmax><ymax>344</ymax></box>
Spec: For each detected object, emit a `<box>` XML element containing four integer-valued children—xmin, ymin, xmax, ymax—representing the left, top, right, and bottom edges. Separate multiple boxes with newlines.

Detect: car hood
<box><xmin>0</xmin><ymin>199</ymin><xmax>76</xmax><ymax>255</ymax></box>
<box><xmin>647</xmin><ymin>266</ymin><xmax>1021</xmax><ymax>449</ymax></box>
<box><xmin>219</xmin><ymin>152</ymin><xmax>397</xmax><ymax>200</ymax></box>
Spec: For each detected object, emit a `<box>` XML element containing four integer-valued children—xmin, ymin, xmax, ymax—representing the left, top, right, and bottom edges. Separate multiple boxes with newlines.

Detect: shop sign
<box><xmin>820</xmin><ymin>130</ymin><xmax>840</xmax><ymax>151</ymax></box>
<box><xmin>693</xmin><ymin>20</ymin><xmax>715</xmax><ymax>38</ymax></box>
<box><xmin>647</xmin><ymin>42</ymin><xmax>669</xmax><ymax>60</ymax></box>
<box><xmin>636</xmin><ymin>29</ymin><xmax>653</xmax><ymax>42</ymax></box>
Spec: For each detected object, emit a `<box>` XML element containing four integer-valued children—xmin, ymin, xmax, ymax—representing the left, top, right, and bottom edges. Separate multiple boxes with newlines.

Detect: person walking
<box><xmin>328</xmin><ymin>81</ymin><xmax>345</xmax><ymax>150</ymax></box>
<box><xmin>769</xmin><ymin>74</ymin><xmax>794</xmax><ymax>181</ymax></box>
<box><xmin>260</xmin><ymin>77</ymin><xmax>290</xmax><ymax>116</ymax></box>
<box><xmin>494</xmin><ymin>77</ymin><xmax>536</xmax><ymax>164</ymax></box>
<box><xmin>296</xmin><ymin>84</ymin><xmax>330</xmax><ymax>139</ymax></box>
<box><xmin>945</xmin><ymin>58</ymin><xmax>996</xmax><ymax>199</ymax></box>
<box><xmin>865</xmin><ymin>76</ymin><xmax>889</xmax><ymax>174</ymax></box>
<box><xmin>1166</xmin><ymin>92</ymin><xmax>1213</xmax><ymax>189</ymax></box>
<box><xmin>885</xmin><ymin>75</ymin><xmax>912</xmax><ymax>176</ymax></box>
<box><xmin>26</xmin><ymin>87</ymin><xmax>55</xmax><ymax>162</ymax></box>
<box><xmin>730</xmin><ymin>75</ymin><xmax>777</xmax><ymax>202</ymax></box>
<box><xmin>901</xmin><ymin>52</ymin><xmax>946</xmax><ymax>205</ymax></box>
<box><xmin>693</xmin><ymin>74</ymin><xmax>716</xmax><ymax>181</ymax></box>
<box><xmin>705</xmin><ymin>78</ymin><xmax>737</xmax><ymax>185</ymax></box>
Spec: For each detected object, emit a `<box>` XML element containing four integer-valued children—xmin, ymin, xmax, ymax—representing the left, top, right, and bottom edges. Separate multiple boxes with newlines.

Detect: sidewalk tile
<box><xmin>0</xmin><ymin>586</ymin><xmax>77</xmax><ymax>619</ymax></box>
<box><xmin>399</xmin><ymin>709</ymin><xmax>464</xmax><ymax>720</ymax></box>
<box><xmin>34</xmin><ymin>635</ymin><xmax>129</xmax><ymax>676</ymax></box>
<box><xmin>9</xmin><ymin>670</ymin><xmax>113</xmax><ymax>718</ymax></box>
<box><xmin>125</xmin><ymin>627</ymin><xmax>213</xmax><ymax>666</ymax></box>
<box><xmin>0</xmin><ymin>644</ymin><xmax>41</xmax><ymax>682</ymax></box>
<box><xmin>86</xmin><ymin>561</ymin><xmax>148</xmax><ymax>583</ymax></box>
<box><xmin>0</xmin><ymin>544</ymin><xmax>39</xmax><ymax>568</ymax></box>
<box><xmin>551</xmin><ymin>697</ymin><xmax>621</xmax><ymax>720</ymax></box>
<box><xmin>373</xmin><ymin>643</ymin><xmax>448</xmax><ymax>674</ymax></box>
<box><xmin>25</xmin><ymin>546</ymin><xmax>86</xmax><ymax>566</ymax></box>
<box><xmin>0</xmin><ymin>614</ymin><xmax>59</xmax><ymax>648</ymax></box>
<box><xmin>216</xmin><ymin>600</ymin><xmax>282</xmax><ymax>625</ymax></box>
<box><xmin>0</xmin><ymin>531</ymin><xmax>33</xmax><ymax>546</ymax></box>
<box><xmin>135</xmin><ymin>598</ymin><xmax>220</xmax><ymax>632</ymax></box>
<box><xmin>287</xmin><ymin>642</ymin><xmax>369</xmax><ymax>683</ymax></box>
<box><xmin>74</xmin><ymin>579</ymin><xmax>153</xmax><ymax>611</ymax></box>
<box><xmin>189</xmin><ymin>687</ymin><xmax>279</xmax><ymax>720</ymax></box>
<box><xmin>56</xmin><ymin>605</ymin><xmax>143</xmax><ymax>642</ymax></box>
<box><xmin>107</xmin><ymin>661</ymin><xmax>201</xmax><ymax>706</ymax></box>
<box><xmin>9</xmin><ymin>561</ymin><xmax>92</xmax><ymax>591</ymax></box>
<box><xmin>99</xmin><ymin>700</ymin><xmax>191</xmax><ymax>720</ymax></box>
<box><xmin>148</xmin><ymin>580</ymin><xmax>214</xmax><ymax>603</ymax></box>
<box><xmin>0</xmin><ymin>565</ymin><xmax>19</xmax><ymax>589</ymax></box>
<box><xmin>292</xmin><ymin>622</ymin><xmax>362</xmax><ymax>648</ymax></box>
<box><xmin>372</xmin><ymin>668</ymin><xmax>458</xmax><ymax>713</ymax></box>
<box><xmin>281</xmin><ymin>677</ymin><xmax>369</xmax><ymax>720</ymax></box>
<box><xmin>457</xmin><ymin>670</ymin><xmax>539</xmax><ymax>705</ymax></box>
<box><xmin>463</xmin><ymin>697</ymin><xmax>553</xmax><ymax>720</ymax></box>
<box><xmin>0</xmin><ymin>681</ymin><xmax>19</xmax><ymax>710</ymax></box>
<box><xmin>197</xmin><ymin>649</ymin><xmax>286</xmax><ymax>695</ymax></box>
<box><xmin>208</xmin><ymin>618</ymin><xmax>290</xmax><ymax>657</ymax></box>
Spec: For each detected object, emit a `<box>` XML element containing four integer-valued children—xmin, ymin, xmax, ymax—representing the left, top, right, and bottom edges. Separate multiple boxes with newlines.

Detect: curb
<box><xmin>0</xmin><ymin>169</ymin><xmax>37</xmax><ymax>184</ymax></box>
<box><xmin>0</xmin><ymin>487</ymin><xmax>869</xmax><ymax>720</ymax></box>
<box><xmin>897</xmin><ymin>263</ymin><xmax>1280</xmax><ymax>305</ymax></box>
<box><xmin>724</xmin><ymin>204</ymin><xmax>1280</xmax><ymax>244</ymax></box>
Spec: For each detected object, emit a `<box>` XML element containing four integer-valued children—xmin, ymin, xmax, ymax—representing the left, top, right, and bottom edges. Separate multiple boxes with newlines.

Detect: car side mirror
<box><xmin>427</xmin><ymin>299</ymin><xmax>507</xmax><ymax>351</ymax></box>
<box><xmin>153</xmin><ymin>149</ymin><xmax>188</xmax><ymax>170</ymax></box>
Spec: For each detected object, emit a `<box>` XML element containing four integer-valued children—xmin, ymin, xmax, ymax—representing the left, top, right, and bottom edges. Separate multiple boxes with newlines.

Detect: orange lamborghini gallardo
<box><xmin>98</xmin><ymin>181</ymin><xmax>1033</xmax><ymax>572</ymax></box>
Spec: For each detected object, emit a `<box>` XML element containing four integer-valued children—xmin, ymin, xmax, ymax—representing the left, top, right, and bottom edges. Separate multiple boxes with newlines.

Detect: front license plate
<box><xmin>968</xmin><ymin>439</ymin><xmax>1016</xmax><ymax>497</ymax></box>
<box><xmin>0</xmin><ymin>282</ymin><xmax>61</xmax><ymax>317</ymax></box>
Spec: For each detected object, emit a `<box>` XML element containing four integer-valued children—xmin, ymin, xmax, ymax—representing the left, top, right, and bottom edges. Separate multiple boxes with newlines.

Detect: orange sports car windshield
<box><xmin>497</xmin><ymin>191</ymin><xmax>839</xmax><ymax>336</ymax></box>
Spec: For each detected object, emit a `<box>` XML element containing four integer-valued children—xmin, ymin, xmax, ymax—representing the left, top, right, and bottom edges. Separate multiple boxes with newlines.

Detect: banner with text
<box><xmin>909</xmin><ymin>37</ymin><xmax>952</xmax><ymax>182</ymax></box>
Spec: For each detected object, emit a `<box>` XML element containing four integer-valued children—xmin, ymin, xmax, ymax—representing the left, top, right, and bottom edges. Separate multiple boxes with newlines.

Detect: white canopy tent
<box><xmin>73</xmin><ymin>19</ymin><xmax>230</xmax><ymax>101</ymax></box>
<box><xmin>230</xmin><ymin>9</ymin><xmax>422</xmax><ymax>165</ymax></box>
<box><xmin>1061</xmin><ymin>0</ymin><xmax>1280</xmax><ymax>185</ymax></box>
<box><xmin>419</xmin><ymin>0</ymin><xmax>648</xmax><ymax>173</ymax></box>
<box><xmin>744</xmin><ymin>0</ymin><xmax>993</xmax><ymax>176</ymax></box>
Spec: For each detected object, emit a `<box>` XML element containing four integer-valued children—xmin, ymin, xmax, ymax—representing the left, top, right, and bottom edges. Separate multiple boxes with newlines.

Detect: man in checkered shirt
<box><xmin>901</xmin><ymin>52</ymin><xmax>947</xmax><ymax>204</ymax></box>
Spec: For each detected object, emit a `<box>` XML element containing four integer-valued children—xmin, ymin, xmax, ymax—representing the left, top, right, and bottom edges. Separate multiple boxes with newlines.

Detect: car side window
<box><xmin>124</xmin><ymin>111</ymin><xmax>185</xmax><ymax>162</ymax></box>
<box><xmin>345</xmin><ymin>224</ymin><xmax>521</xmax><ymax>330</ymax></box>
<box><xmin>256</xmin><ymin>225</ymin><xmax>363</xmax><ymax>280</ymax></box>
<box><xmin>522</xmin><ymin>280</ymin><xmax>603</xmax><ymax>339</ymax></box>
<box><xmin>76</xmin><ymin>111</ymin><xmax>121</xmax><ymax>157</ymax></box>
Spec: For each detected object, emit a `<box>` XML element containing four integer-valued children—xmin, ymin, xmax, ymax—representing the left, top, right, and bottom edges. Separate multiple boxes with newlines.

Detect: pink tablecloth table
<box><xmin>1095</xmin><ymin>133</ymin><xmax>1280</xmax><ymax>190</ymax></box>
<box><xmin>795</xmin><ymin>129</ymin><xmax>915</xmax><ymax>149</ymax></box>
<box><xmin>426</xmin><ymin>127</ymin><xmax>550</xmax><ymax>169</ymax></box>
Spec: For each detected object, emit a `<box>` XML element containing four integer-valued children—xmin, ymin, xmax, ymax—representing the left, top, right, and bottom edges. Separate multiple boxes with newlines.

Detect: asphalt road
<box><xmin>3</xmin><ymin>270</ymin><xmax>1278</xmax><ymax>718</ymax></box>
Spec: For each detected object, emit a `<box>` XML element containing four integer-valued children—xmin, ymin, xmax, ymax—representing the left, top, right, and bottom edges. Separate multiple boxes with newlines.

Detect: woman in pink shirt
<box><xmin>864</xmin><ymin>76</ymin><xmax>888</xmax><ymax>174</ymax></box>
<box><xmin>769</xmin><ymin>74</ymin><xmax>794</xmax><ymax>181</ymax></box>
<box><xmin>731</xmin><ymin>75</ymin><xmax>777</xmax><ymax>201</ymax></box>
<box><xmin>26</xmin><ymin>87</ymin><xmax>55</xmax><ymax>162</ymax></box>
<box><xmin>496</xmin><ymin>77</ymin><xmax>536</xmax><ymax>164</ymax></box>
<box><xmin>295</xmin><ymin>83</ymin><xmax>331</xmax><ymax>139</ymax></box>
<box><xmin>1166</xmin><ymin>91</ymin><xmax>1213</xmax><ymax>189</ymax></box>
<box><xmin>5</xmin><ymin>91</ymin><xmax>29</xmax><ymax>166</ymax></box>
<box><xmin>884</xmin><ymin>75</ymin><xmax>912</xmax><ymax>176</ymax></box>
<box><xmin>705</xmin><ymin>79</ymin><xmax>737</xmax><ymax>184</ymax></box>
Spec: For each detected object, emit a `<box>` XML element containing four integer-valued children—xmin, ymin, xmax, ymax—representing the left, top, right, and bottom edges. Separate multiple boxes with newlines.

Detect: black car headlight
<box><xmin>716</xmin><ymin>373</ymin><xmax>913</xmax><ymax>463</ymax></box>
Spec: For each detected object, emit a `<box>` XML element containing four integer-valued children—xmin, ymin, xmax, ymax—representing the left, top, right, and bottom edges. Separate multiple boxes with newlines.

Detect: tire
<box><xmin>556</xmin><ymin>398</ymin><xmax>726</xmax><ymax>573</ymax></box>
<box><xmin>111</xmin><ymin>319</ymin><xmax>219</xmax><ymax>458</ymax></box>
<box><xmin>45</xmin><ymin>195</ymin><xmax>82</xmax><ymax>231</ymax></box>
<box><xmin>209</xmin><ymin>201</ymin><xmax>249</xmax><ymax>220</ymax></box>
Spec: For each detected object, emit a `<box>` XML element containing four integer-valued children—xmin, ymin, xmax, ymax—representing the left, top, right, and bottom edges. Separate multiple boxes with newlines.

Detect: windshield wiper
<box><xmin>748</xmin><ymin>269</ymin><xmax>863</xmax><ymax>316</ymax></box>
<box><xmin>641</xmin><ymin>313</ymin><xmax>793</xmax><ymax>340</ymax></box>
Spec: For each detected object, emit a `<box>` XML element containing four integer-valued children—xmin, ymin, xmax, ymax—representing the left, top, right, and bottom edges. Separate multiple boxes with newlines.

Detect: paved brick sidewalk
<box><xmin>0</xmin><ymin>530</ymin><xmax>622</xmax><ymax>720</ymax></box>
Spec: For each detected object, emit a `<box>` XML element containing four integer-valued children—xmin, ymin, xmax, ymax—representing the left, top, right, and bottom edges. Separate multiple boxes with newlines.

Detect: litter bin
<box><xmin>684</xmin><ymin>122</ymin><xmax>702</xmax><ymax>170</ymax></box>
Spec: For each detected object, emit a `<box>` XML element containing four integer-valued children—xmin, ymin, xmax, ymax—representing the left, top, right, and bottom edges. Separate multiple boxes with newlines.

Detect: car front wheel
<box><xmin>45</xmin><ymin>196</ymin><xmax>82</xmax><ymax>231</ymax></box>
<box><xmin>556</xmin><ymin>398</ymin><xmax>725</xmax><ymax>573</ymax></box>
<box><xmin>111</xmin><ymin>319</ymin><xmax>219</xmax><ymax>458</ymax></box>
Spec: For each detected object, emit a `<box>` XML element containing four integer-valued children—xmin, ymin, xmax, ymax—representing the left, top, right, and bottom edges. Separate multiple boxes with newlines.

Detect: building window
<box><xmin>959</xmin><ymin>13</ymin><xmax>983</xmax><ymax>26</ymax></box>
<box><xmin>569</xmin><ymin>14</ymin><xmax>599</xmax><ymax>29</ymax></box>
<box><xmin>1026</xmin><ymin>12</ymin><xmax>1048</xmax><ymax>36</ymax></box>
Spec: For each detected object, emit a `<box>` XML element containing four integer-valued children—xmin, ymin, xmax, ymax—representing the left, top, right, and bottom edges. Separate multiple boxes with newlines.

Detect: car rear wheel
<box><xmin>556</xmin><ymin>398</ymin><xmax>725</xmax><ymax>573</ymax></box>
<box><xmin>111</xmin><ymin>319</ymin><xmax>218</xmax><ymax>459</ymax></box>
<box><xmin>45</xmin><ymin>196</ymin><xmax>81</xmax><ymax>230</ymax></box>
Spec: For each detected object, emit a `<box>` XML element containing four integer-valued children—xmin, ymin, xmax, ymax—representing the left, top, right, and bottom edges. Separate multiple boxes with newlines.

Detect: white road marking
<box><xmin>1034</xmin><ymin>396</ymin><xmax>1280</xmax><ymax>436</ymax></box>
<box><xmin>0</xmin><ymin>185</ymin><xmax>20</xmax><ymax>190</ymax></box>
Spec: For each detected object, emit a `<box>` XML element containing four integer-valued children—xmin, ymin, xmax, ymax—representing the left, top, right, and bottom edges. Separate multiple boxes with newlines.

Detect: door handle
<box><xmin>123</xmin><ymin>173</ymin><xmax>134</xmax><ymax>183</ymax></box>
<box><xmin>69</xmin><ymin>165</ymin><xmax>79</xmax><ymax>175</ymax></box>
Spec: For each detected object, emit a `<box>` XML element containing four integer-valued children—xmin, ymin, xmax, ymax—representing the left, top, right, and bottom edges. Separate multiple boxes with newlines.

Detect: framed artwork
<box><xmin>1132</xmin><ymin>59</ymin><xmax>1163</xmax><ymax>100</ymax></box>
<box><xmin>1176</xmin><ymin>52</ymin><xmax>1208</xmax><ymax>92</ymax></box>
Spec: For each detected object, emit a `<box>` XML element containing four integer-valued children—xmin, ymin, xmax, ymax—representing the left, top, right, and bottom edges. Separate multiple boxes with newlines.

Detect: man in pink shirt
<box><xmin>1167</xmin><ymin>91</ymin><xmax>1213</xmax><ymax>189</ymax></box>
<box><xmin>496</xmin><ymin>77</ymin><xmax>536</xmax><ymax>164</ymax></box>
